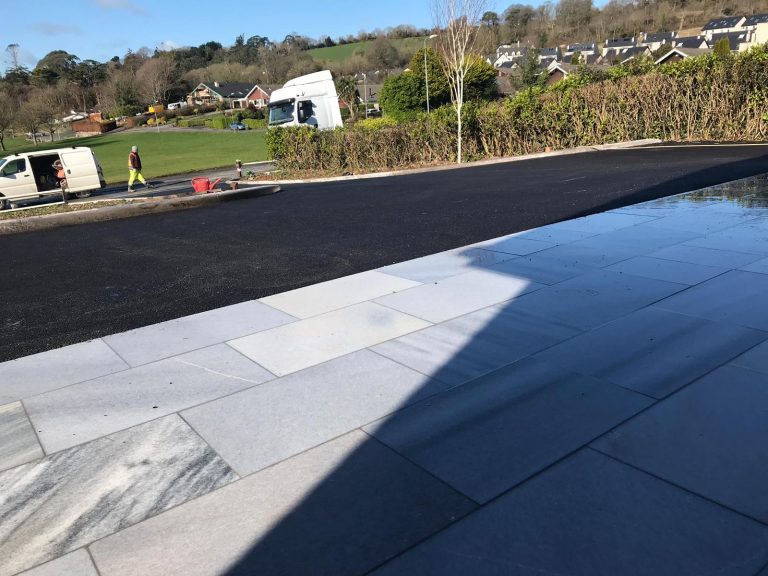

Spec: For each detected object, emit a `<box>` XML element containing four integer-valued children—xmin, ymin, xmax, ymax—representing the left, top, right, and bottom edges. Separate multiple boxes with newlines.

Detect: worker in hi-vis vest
<box><xmin>127</xmin><ymin>145</ymin><xmax>152</xmax><ymax>192</ymax></box>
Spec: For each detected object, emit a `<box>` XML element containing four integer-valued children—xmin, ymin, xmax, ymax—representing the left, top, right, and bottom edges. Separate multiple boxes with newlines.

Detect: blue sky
<box><xmin>3</xmin><ymin>0</ymin><xmax>500</xmax><ymax>68</ymax></box>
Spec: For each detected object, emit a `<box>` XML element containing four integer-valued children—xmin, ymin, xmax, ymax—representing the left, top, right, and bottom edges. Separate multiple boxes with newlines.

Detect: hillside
<box><xmin>308</xmin><ymin>37</ymin><xmax>427</xmax><ymax>64</ymax></box>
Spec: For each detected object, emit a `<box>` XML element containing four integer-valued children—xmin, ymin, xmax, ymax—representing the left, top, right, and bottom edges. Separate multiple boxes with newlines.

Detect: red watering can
<box><xmin>191</xmin><ymin>177</ymin><xmax>222</xmax><ymax>193</ymax></box>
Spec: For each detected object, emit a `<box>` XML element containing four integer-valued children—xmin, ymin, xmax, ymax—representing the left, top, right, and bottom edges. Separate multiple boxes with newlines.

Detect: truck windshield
<box><xmin>268</xmin><ymin>101</ymin><xmax>295</xmax><ymax>125</ymax></box>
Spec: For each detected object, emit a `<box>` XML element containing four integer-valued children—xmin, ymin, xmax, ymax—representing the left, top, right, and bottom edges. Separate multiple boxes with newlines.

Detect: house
<box><xmin>700</xmin><ymin>16</ymin><xmax>746</xmax><ymax>40</ymax></box>
<box><xmin>619</xmin><ymin>46</ymin><xmax>653</xmax><ymax>63</ymax></box>
<box><xmin>602</xmin><ymin>37</ymin><xmax>636</xmax><ymax>56</ymax></box>
<box><xmin>674</xmin><ymin>36</ymin><xmax>709</xmax><ymax>49</ymax></box>
<box><xmin>641</xmin><ymin>31</ymin><xmax>677</xmax><ymax>52</ymax></box>
<box><xmin>243</xmin><ymin>84</ymin><xmax>272</xmax><ymax>108</ymax></box>
<box><xmin>493</xmin><ymin>45</ymin><xmax>529</xmax><ymax>67</ymax></box>
<box><xmin>562</xmin><ymin>52</ymin><xmax>601</xmax><ymax>65</ymax></box>
<box><xmin>546</xmin><ymin>61</ymin><xmax>609</xmax><ymax>85</ymax></box>
<box><xmin>564</xmin><ymin>42</ymin><xmax>598</xmax><ymax>56</ymax></box>
<box><xmin>187</xmin><ymin>82</ymin><xmax>262</xmax><ymax>108</ymax></box>
<box><xmin>538</xmin><ymin>47</ymin><xmax>562</xmax><ymax>63</ymax></box>
<box><xmin>710</xmin><ymin>31</ymin><xmax>751</xmax><ymax>51</ymax></box>
<box><xmin>71</xmin><ymin>113</ymin><xmax>116</xmax><ymax>137</ymax></box>
<box><xmin>655</xmin><ymin>46</ymin><xmax>712</xmax><ymax>65</ymax></box>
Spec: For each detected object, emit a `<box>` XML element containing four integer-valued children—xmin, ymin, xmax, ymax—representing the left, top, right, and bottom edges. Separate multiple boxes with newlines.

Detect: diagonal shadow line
<box><xmin>216</xmin><ymin>164</ymin><xmax>768</xmax><ymax>575</ymax></box>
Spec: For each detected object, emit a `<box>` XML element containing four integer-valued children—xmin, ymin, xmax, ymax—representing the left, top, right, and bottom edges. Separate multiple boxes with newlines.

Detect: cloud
<box><xmin>28</xmin><ymin>21</ymin><xmax>82</xmax><ymax>36</ymax></box>
<box><xmin>92</xmin><ymin>0</ymin><xmax>146</xmax><ymax>14</ymax></box>
<box><xmin>156</xmin><ymin>40</ymin><xmax>182</xmax><ymax>51</ymax></box>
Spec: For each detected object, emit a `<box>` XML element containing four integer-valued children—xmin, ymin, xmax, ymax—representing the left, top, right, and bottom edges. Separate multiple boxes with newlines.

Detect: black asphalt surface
<box><xmin>2</xmin><ymin>144</ymin><xmax>767</xmax><ymax>362</ymax></box>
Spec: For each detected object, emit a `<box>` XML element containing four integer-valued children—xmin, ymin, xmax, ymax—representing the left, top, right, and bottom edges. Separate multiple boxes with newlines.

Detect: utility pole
<box><xmin>424</xmin><ymin>34</ymin><xmax>438</xmax><ymax>113</ymax></box>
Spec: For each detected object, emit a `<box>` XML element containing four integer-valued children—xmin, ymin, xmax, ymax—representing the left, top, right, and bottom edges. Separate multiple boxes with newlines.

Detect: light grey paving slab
<box><xmin>648</xmin><ymin>244</ymin><xmax>764</xmax><ymax>269</ymax></box>
<box><xmin>535</xmin><ymin>307</ymin><xmax>768</xmax><ymax>399</ymax></box>
<box><xmin>364</xmin><ymin>357</ymin><xmax>652</xmax><ymax>503</ymax></box>
<box><xmin>372</xmin><ymin>304</ymin><xmax>581</xmax><ymax>387</ymax></box>
<box><xmin>259</xmin><ymin>270</ymin><xmax>421</xmax><ymax>319</ymax></box>
<box><xmin>499</xmin><ymin>269</ymin><xmax>687</xmax><ymax>331</ymax></box>
<box><xmin>25</xmin><ymin>352</ymin><xmax>273</xmax><ymax>454</ymax></box>
<box><xmin>606</xmin><ymin>255</ymin><xmax>728</xmax><ymax>285</ymax></box>
<box><xmin>17</xmin><ymin>550</ymin><xmax>98</xmax><ymax>576</ymax></box>
<box><xmin>0</xmin><ymin>402</ymin><xmax>43</xmax><ymax>473</ymax></box>
<box><xmin>469</xmin><ymin>235</ymin><xmax>555</xmax><ymax>256</ymax></box>
<box><xmin>103</xmin><ymin>300</ymin><xmax>296</xmax><ymax>367</ymax></box>
<box><xmin>374</xmin><ymin>268</ymin><xmax>543</xmax><ymax>324</ymax></box>
<box><xmin>486</xmin><ymin>250</ymin><xmax>598</xmax><ymax>285</ymax></box>
<box><xmin>183</xmin><ymin>350</ymin><xmax>448</xmax><ymax>476</ymax></box>
<box><xmin>548</xmin><ymin>212</ymin><xmax>656</xmax><ymax>233</ymax></box>
<box><xmin>0</xmin><ymin>340</ymin><xmax>128</xmax><ymax>405</ymax></box>
<box><xmin>228</xmin><ymin>302</ymin><xmax>431</xmax><ymax>376</ymax></box>
<box><xmin>90</xmin><ymin>430</ymin><xmax>475</xmax><ymax>576</ymax></box>
<box><xmin>592</xmin><ymin>364</ymin><xmax>768</xmax><ymax>524</ymax></box>
<box><xmin>731</xmin><ymin>341</ymin><xmax>768</xmax><ymax>375</ymax></box>
<box><xmin>0</xmin><ymin>415</ymin><xmax>236</xmax><ymax>576</ymax></box>
<box><xmin>654</xmin><ymin>270</ymin><xmax>768</xmax><ymax>331</ymax></box>
<box><xmin>684</xmin><ymin>219</ymin><xmax>768</xmax><ymax>255</ymax></box>
<box><xmin>742</xmin><ymin>256</ymin><xmax>768</xmax><ymax>274</ymax></box>
<box><xmin>377</xmin><ymin>247</ymin><xmax>513</xmax><ymax>282</ymax></box>
<box><xmin>371</xmin><ymin>449</ymin><xmax>768</xmax><ymax>576</ymax></box>
<box><xmin>175</xmin><ymin>342</ymin><xmax>276</xmax><ymax>381</ymax></box>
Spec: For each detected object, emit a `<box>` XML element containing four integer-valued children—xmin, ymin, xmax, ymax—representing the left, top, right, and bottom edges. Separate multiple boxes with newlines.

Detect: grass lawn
<box><xmin>2</xmin><ymin>130</ymin><xmax>267</xmax><ymax>184</ymax></box>
<box><xmin>308</xmin><ymin>37</ymin><xmax>427</xmax><ymax>63</ymax></box>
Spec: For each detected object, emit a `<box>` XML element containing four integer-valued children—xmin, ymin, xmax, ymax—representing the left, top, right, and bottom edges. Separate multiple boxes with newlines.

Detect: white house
<box><xmin>641</xmin><ymin>31</ymin><xmax>677</xmax><ymax>52</ymax></box>
<box><xmin>700</xmin><ymin>16</ymin><xmax>747</xmax><ymax>40</ymax></box>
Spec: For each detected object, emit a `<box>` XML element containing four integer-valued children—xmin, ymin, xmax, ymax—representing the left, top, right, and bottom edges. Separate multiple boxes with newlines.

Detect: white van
<box><xmin>268</xmin><ymin>70</ymin><xmax>343</xmax><ymax>130</ymax></box>
<box><xmin>0</xmin><ymin>147</ymin><xmax>106</xmax><ymax>209</ymax></box>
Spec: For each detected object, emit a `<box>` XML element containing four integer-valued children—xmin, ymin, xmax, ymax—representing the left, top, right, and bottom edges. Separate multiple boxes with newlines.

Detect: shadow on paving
<box><xmin>217</xmin><ymin>190</ymin><xmax>768</xmax><ymax>575</ymax></box>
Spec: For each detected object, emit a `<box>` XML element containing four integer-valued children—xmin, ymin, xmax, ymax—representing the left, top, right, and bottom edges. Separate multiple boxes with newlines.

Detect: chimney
<box><xmin>214</xmin><ymin>81</ymin><xmax>220</xmax><ymax>88</ymax></box>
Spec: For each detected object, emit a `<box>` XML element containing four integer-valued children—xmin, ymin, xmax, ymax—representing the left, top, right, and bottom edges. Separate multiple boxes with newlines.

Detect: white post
<box><xmin>363</xmin><ymin>73</ymin><xmax>368</xmax><ymax>118</ymax></box>
<box><xmin>425</xmin><ymin>34</ymin><xmax>438</xmax><ymax>113</ymax></box>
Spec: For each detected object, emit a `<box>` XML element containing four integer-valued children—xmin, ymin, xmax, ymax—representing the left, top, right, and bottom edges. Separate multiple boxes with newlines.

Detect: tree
<box><xmin>69</xmin><ymin>59</ymin><xmax>108</xmax><ymax>112</ymax></box>
<box><xmin>34</xmin><ymin>50</ymin><xmax>79</xmax><ymax>83</ymax></box>
<box><xmin>0</xmin><ymin>87</ymin><xmax>17</xmax><ymax>151</ymax></box>
<box><xmin>503</xmin><ymin>4</ymin><xmax>536</xmax><ymax>41</ymax></box>
<box><xmin>521</xmin><ymin>48</ymin><xmax>543</xmax><ymax>87</ymax></box>
<box><xmin>432</xmin><ymin>0</ymin><xmax>487</xmax><ymax>163</ymax></box>
<box><xmin>366</xmin><ymin>37</ymin><xmax>401</xmax><ymax>69</ymax></box>
<box><xmin>335</xmin><ymin>76</ymin><xmax>360</xmax><ymax>122</ymax></box>
<box><xmin>379</xmin><ymin>71</ymin><xmax>423</xmax><ymax>120</ymax></box>
<box><xmin>136</xmin><ymin>56</ymin><xmax>176</xmax><ymax>105</ymax></box>
<box><xmin>27</xmin><ymin>88</ymin><xmax>64</xmax><ymax>142</ymax></box>
<box><xmin>481</xmin><ymin>11</ymin><xmax>500</xmax><ymax>28</ymax></box>
<box><xmin>16</xmin><ymin>98</ymin><xmax>46</xmax><ymax>145</ymax></box>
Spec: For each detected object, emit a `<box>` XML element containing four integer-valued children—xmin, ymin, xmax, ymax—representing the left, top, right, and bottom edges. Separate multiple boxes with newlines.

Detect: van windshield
<box><xmin>0</xmin><ymin>158</ymin><xmax>6</xmax><ymax>171</ymax></box>
<box><xmin>268</xmin><ymin>100</ymin><xmax>295</xmax><ymax>125</ymax></box>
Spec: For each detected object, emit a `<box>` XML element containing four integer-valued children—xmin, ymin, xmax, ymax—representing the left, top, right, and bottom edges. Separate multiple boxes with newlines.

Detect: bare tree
<box><xmin>432</xmin><ymin>0</ymin><xmax>487</xmax><ymax>163</ymax></box>
<box><xmin>0</xmin><ymin>88</ymin><xmax>17</xmax><ymax>151</ymax></box>
<box><xmin>16</xmin><ymin>98</ymin><xmax>46</xmax><ymax>146</ymax></box>
<box><xmin>136</xmin><ymin>56</ymin><xmax>176</xmax><ymax>105</ymax></box>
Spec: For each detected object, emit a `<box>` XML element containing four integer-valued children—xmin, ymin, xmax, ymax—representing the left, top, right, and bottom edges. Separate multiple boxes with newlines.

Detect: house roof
<box><xmin>710</xmin><ymin>31</ymin><xmax>749</xmax><ymax>50</ymax></box>
<box><xmin>563</xmin><ymin>53</ymin><xmax>600</xmax><ymax>65</ymax></box>
<box><xmin>675</xmin><ymin>36</ymin><xmax>709</xmax><ymax>48</ymax></box>
<box><xmin>605</xmin><ymin>37</ymin><xmax>635</xmax><ymax>48</ymax></box>
<box><xmin>744</xmin><ymin>13</ymin><xmax>768</xmax><ymax>26</ymax></box>
<box><xmin>622</xmin><ymin>46</ymin><xmax>652</xmax><ymax>57</ymax></box>
<box><xmin>539</xmin><ymin>47</ymin><xmax>562</xmax><ymax>57</ymax></box>
<box><xmin>497</xmin><ymin>46</ymin><xmax>529</xmax><ymax>56</ymax></box>
<box><xmin>191</xmin><ymin>82</ymin><xmax>256</xmax><ymax>99</ymax></box>
<box><xmin>701</xmin><ymin>16</ymin><xmax>745</xmax><ymax>30</ymax></box>
<box><xmin>565</xmin><ymin>42</ymin><xmax>597</xmax><ymax>52</ymax></box>
<box><xmin>644</xmin><ymin>32</ymin><xmax>676</xmax><ymax>42</ymax></box>
<box><xmin>655</xmin><ymin>47</ymin><xmax>712</xmax><ymax>64</ymax></box>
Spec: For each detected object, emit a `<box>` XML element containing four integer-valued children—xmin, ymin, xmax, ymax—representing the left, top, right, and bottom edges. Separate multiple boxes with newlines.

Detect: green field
<box><xmin>2</xmin><ymin>130</ymin><xmax>267</xmax><ymax>184</ymax></box>
<box><xmin>308</xmin><ymin>37</ymin><xmax>427</xmax><ymax>63</ymax></box>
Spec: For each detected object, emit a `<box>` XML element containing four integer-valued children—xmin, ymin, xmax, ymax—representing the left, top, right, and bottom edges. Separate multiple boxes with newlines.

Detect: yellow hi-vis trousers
<box><xmin>128</xmin><ymin>169</ymin><xmax>147</xmax><ymax>187</ymax></box>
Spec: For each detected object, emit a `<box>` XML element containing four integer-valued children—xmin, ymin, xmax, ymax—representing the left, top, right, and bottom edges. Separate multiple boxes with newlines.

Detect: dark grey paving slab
<box><xmin>548</xmin><ymin>212</ymin><xmax>656</xmax><ymax>233</ymax></box>
<box><xmin>573</xmin><ymin>222</ymin><xmax>700</xmax><ymax>254</ymax></box>
<box><xmin>654</xmin><ymin>270</ymin><xmax>768</xmax><ymax>331</ymax></box>
<box><xmin>592</xmin><ymin>364</ymin><xmax>768</xmax><ymax>523</ymax></box>
<box><xmin>515</xmin><ymin>241</ymin><xmax>638</xmax><ymax>269</ymax></box>
<box><xmin>364</xmin><ymin>357</ymin><xmax>652</xmax><ymax>503</ymax></box>
<box><xmin>372</xmin><ymin>304</ymin><xmax>581</xmax><ymax>387</ymax></box>
<box><xmin>183</xmin><ymin>350</ymin><xmax>449</xmax><ymax>476</ymax></box>
<box><xmin>731</xmin><ymin>341</ymin><xmax>768</xmax><ymax>375</ymax></box>
<box><xmin>0</xmin><ymin>402</ymin><xmax>43</xmax><ymax>473</ymax></box>
<box><xmin>0</xmin><ymin>415</ymin><xmax>237</xmax><ymax>576</ymax></box>
<box><xmin>499</xmin><ymin>269</ymin><xmax>687</xmax><ymax>331</ymax></box>
<box><xmin>535</xmin><ymin>307</ymin><xmax>767</xmax><ymax>398</ymax></box>
<box><xmin>470</xmin><ymin>235</ymin><xmax>555</xmax><ymax>256</ymax></box>
<box><xmin>685</xmin><ymin>219</ymin><xmax>768</xmax><ymax>255</ymax></box>
<box><xmin>17</xmin><ymin>550</ymin><xmax>98</xmax><ymax>576</ymax></box>
<box><xmin>487</xmin><ymin>250</ymin><xmax>597</xmax><ymax>285</ymax></box>
<box><xmin>371</xmin><ymin>449</ymin><xmax>768</xmax><ymax>576</ymax></box>
<box><xmin>378</xmin><ymin>247</ymin><xmax>514</xmax><ymax>283</ymax></box>
<box><xmin>508</xmin><ymin>225</ymin><xmax>596</xmax><ymax>244</ymax></box>
<box><xmin>89</xmin><ymin>431</ymin><xmax>476</xmax><ymax>576</ymax></box>
<box><xmin>606</xmin><ymin>255</ymin><xmax>728</xmax><ymax>285</ymax></box>
<box><xmin>649</xmin><ymin>244</ymin><xmax>764</xmax><ymax>269</ymax></box>
<box><xmin>742</xmin><ymin>256</ymin><xmax>768</xmax><ymax>275</ymax></box>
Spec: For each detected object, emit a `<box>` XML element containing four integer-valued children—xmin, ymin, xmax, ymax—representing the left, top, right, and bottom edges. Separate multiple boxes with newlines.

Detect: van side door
<box><xmin>0</xmin><ymin>157</ymin><xmax>38</xmax><ymax>199</ymax></box>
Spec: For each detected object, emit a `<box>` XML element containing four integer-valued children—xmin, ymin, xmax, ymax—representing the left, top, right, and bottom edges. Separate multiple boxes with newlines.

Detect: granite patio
<box><xmin>2</xmin><ymin>175</ymin><xmax>768</xmax><ymax>575</ymax></box>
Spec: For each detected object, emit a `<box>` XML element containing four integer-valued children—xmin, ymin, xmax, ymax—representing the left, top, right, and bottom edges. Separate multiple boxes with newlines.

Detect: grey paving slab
<box><xmin>228</xmin><ymin>302</ymin><xmax>430</xmax><ymax>376</ymax></box>
<box><xmin>24</xmin><ymin>352</ymin><xmax>273</xmax><ymax>454</ymax></box>
<box><xmin>592</xmin><ymin>364</ymin><xmax>768</xmax><ymax>523</ymax></box>
<box><xmin>364</xmin><ymin>357</ymin><xmax>652</xmax><ymax>503</ymax></box>
<box><xmin>742</xmin><ymin>256</ymin><xmax>768</xmax><ymax>274</ymax></box>
<box><xmin>498</xmin><ymin>269</ymin><xmax>687</xmax><ymax>331</ymax></box>
<box><xmin>259</xmin><ymin>270</ymin><xmax>420</xmax><ymax>318</ymax></box>
<box><xmin>648</xmin><ymin>244</ymin><xmax>765</xmax><ymax>269</ymax></box>
<box><xmin>685</xmin><ymin>219</ymin><xmax>768</xmax><ymax>255</ymax></box>
<box><xmin>377</xmin><ymin>247</ymin><xmax>513</xmax><ymax>282</ymax></box>
<box><xmin>103</xmin><ymin>300</ymin><xmax>296</xmax><ymax>367</ymax></box>
<box><xmin>0</xmin><ymin>339</ymin><xmax>128</xmax><ymax>405</ymax></box>
<box><xmin>17</xmin><ymin>550</ymin><xmax>98</xmax><ymax>576</ymax></box>
<box><xmin>372</xmin><ymin>449</ymin><xmax>768</xmax><ymax>576</ymax></box>
<box><xmin>646</xmin><ymin>209</ymin><xmax>759</xmax><ymax>234</ymax></box>
<box><xmin>510</xmin><ymin>241</ymin><xmax>639</xmax><ymax>269</ymax></box>
<box><xmin>535</xmin><ymin>307</ymin><xmax>767</xmax><ymax>398</ymax></box>
<box><xmin>89</xmin><ymin>430</ymin><xmax>475</xmax><ymax>576</ymax></box>
<box><xmin>574</xmin><ymin>222</ymin><xmax>701</xmax><ymax>254</ymax></box>
<box><xmin>469</xmin><ymin>235</ymin><xmax>555</xmax><ymax>256</ymax></box>
<box><xmin>548</xmin><ymin>212</ymin><xmax>656</xmax><ymax>233</ymax></box>
<box><xmin>0</xmin><ymin>415</ymin><xmax>236</xmax><ymax>576</ymax></box>
<box><xmin>372</xmin><ymin>305</ymin><xmax>581</xmax><ymax>387</ymax></box>
<box><xmin>486</xmin><ymin>249</ymin><xmax>598</xmax><ymax>285</ymax></box>
<box><xmin>183</xmin><ymin>350</ymin><xmax>449</xmax><ymax>476</ymax></box>
<box><xmin>654</xmin><ymin>270</ymin><xmax>768</xmax><ymax>331</ymax></box>
<box><xmin>0</xmin><ymin>402</ymin><xmax>43</xmax><ymax>473</ymax></box>
<box><xmin>731</xmin><ymin>341</ymin><xmax>768</xmax><ymax>375</ymax></box>
<box><xmin>509</xmin><ymin>225</ymin><xmax>597</xmax><ymax>244</ymax></box>
<box><xmin>374</xmin><ymin>268</ymin><xmax>543</xmax><ymax>324</ymax></box>
<box><xmin>174</xmin><ymin>343</ymin><xmax>276</xmax><ymax>381</ymax></box>
<box><xmin>606</xmin><ymin>255</ymin><xmax>728</xmax><ymax>285</ymax></box>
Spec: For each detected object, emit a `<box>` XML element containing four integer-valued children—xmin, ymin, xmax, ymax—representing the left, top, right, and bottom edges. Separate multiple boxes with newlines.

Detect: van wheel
<box><xmin>0</xmin><ymin>199</ymin><xmax>9</xmax><ymax>211</ymax></box>
<box><xmin>75</xmin><ymin>190</ymin><xmax>91</xmax><ymax>199</ymax></box>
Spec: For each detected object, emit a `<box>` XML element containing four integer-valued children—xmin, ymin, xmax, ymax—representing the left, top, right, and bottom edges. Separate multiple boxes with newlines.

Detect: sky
<box><xmin>2</xmin><ymin>0</ymin><xmax>500</xmax><ymax>69</ymax></box>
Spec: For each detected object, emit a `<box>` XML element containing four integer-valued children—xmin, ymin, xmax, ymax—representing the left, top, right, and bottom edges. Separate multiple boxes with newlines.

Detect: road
<box><xmin>2</xmin><ymin>143</ymin><xmax>767</xmax><ymax>362</ymax></box>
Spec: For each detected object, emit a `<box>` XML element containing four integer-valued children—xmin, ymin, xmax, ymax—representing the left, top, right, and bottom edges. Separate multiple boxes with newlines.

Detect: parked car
<box><xmin>229</xmin><ymin>121</ymin><xmax>247</xmax><ymax>131</ymax></box>
<box><xmin>167</xmin><ymin>101</ymin><xmax>188</xmax><ymax>110</ymax></box>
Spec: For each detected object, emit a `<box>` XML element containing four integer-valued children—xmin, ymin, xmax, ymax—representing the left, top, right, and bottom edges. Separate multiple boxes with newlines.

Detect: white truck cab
<box><xmin>0</xmin><ymin>147</ymin><xmax>106</xmax><ymax>208</ymax></box>
<box><xmin>268</xmin><ymin>70</ymin><xmax>343</xmax><ymax>130</ymax></box>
